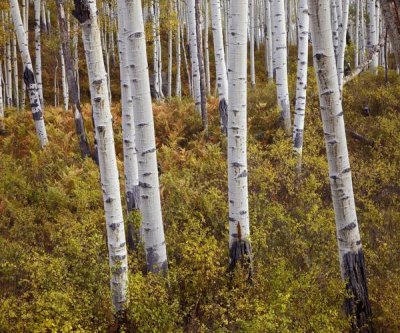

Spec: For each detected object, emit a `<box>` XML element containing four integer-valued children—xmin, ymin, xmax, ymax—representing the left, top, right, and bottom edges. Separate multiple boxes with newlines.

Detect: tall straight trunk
<box><xmin>167</xmin><ymin>25</ymin><xmax>173</xmax><ymax>98</ymax></box>
<box><xmin>204</xmin><ymin>0</ymin><xmax>211</xmax><ymax>95</ymax></box>
<box><xmin>123</xmin><ymin>0</ymin><xmax>168</xmax><ymax>273</ymax></box>
<box><xmin>195</xmin><ymin>0</ymin><xmax>208</xmax><ymax>130</ymax></box>
<box><xmin>56</xmin><ymin>0</ymin><xmax>91</xmax><ymax>159</ymax></box>
<box><xmin>117</xmin><ymin>0</ymin><xmax>140</xmax><ymax>214</ymax></box>
<box><xmin>265</xmin><ymin>0</ymin><xmax>274</xmax><ymax>80</ymax></box>
<box><xmin>250</xmin><ymin>0</ymin><xmax>256</xmax><ymax>87</ymax></box>
<box><xmin>34</xmin><ymin>0</ymin><xmax>44</xmax><ymax>105</ymax></box>
<box><xmin>181</xmin><ymin>23</ymin><xmax>192</xmax><ymax>96</ymax></box>
<box><xmin>308</xmin><ymin>0</ymin><xmax>372</xmax><ymax>330</ymax></box>
<box><xmin>273</xmin><ymin>0</ymin><xmax>291</xmax><ymax>134</ymax></box>
<box><xmin>6</xmin><ymin>27</ymin><xmax>13</xmax><ymax>107</ymax></box>
<box><xmin>331</xmin><ymin>0</ymin><xmax>339</xmax><ymax>57</ymax></box>
<box><xmin>175</xmin><ymin>0</ymin><xmax>182</xmax><ymax>98</ymax></box>
<box><xmin>152</xmin><ymin>0</ymin><xmax>163</xmax><ymax>101</ymax></box>
<box><xmin>227</xmin><ymin>0</ymin><xmax>252</xmax><ymax>275</ymax></box>
<box><xmin>0</xmin><ymin>63</ymin><xmax>4</xmax><ymax>132</ymax></box>
<box><xmin>337</xmin><ymin>0</ymin><xmax>350</xmax><ymax>92</ymax></box>
<box><xmin>12</xmin><ymin>32</ymin><xmax>19</xmax><ymax>109</ymax></box>
<box><xmin>10</xmin><ymin>0</ymin><xmax>48</xmax><ymax>148</ymax></box>
<box><xmin>60</xmin><ymin>45</ymin><xmax>69</xmax><ymax>111</ymax></box>
<box><xmin>292</xmin><ymin>0</ymin><xmax>309</xmax><ymax>172</ymax></box>
<box><xmin>210</xmin><ymin>0</ymin><xmax>228</xmax><ymax>133</ymax></box>
<box><xmin>187</xmin><ymin>0</ymin><xmax>202</xmax><ymax>113</ymax></box>
<box><xmin>72</xmin><ymin>21</ymin><xmax>80</xmax><ymax>99</ymax></box>
<box><xmin>355</xmin><ymin>0</ymin><xmax>360</xmax><ymax>68</ymax></box>
<box><xmin>72</xmin><ymin>0</ymin><xmax>128</xmax><ymax>313</ymax></box>
<box><xmin>41</xmin><ymin>0</ymin><xmax>47</xmax><ymax>32</ymax></box>
<box><xmin>367</xmin><ymin>0</ymin><xmax>378</xmax><ymax>73</ymax></box>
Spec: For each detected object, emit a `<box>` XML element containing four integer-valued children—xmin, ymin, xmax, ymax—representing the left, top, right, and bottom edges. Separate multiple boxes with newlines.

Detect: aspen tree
<box><xmin>380</xmin><ymin>0</ymin><xmax>400</xmax><ymax>68</ymax></box>
<box><xmin>72</xmin><ymin>0</ymin><xmax>128</xmax><ymax>312</ymax></box>
<box><xmin>308</xmin><ymin>0</ymin><xmax>372</xmax><ymax>329</ymax></box>
<box><xmin>195</xmin><ymin>0</ymin><xmax>208</xmax><ymax>129</ymax></box>
<box><xmin>273</xmin><ymin>0</ymin><xmax>291</xmax><ymax>134</ymax></box>
<box><xmin>264</xmin><ymin>0</ymin><xmax>273</xmax><ymax>80</ymax></box>
<box><xmin>210</xmin><ymin>0</ymin><xmax>228</xmax><ymax>133</ymax></box>
<box><xmin>367</xmin><ymin>0</ymin><xmax>378</xmax><ymax>73</ymax></box>
<box><xmin>123</xmin><ymin>0</ymin><xmax>168</xmax><ymax>273</ymax></box>
<box><xmin>227</xmin><ymin>0</ymin><xmax>252</xmax><ymax>274</ymax></box>
<box><xmin>187</xmin><ymin>0</ymin><xmax>202</xmax><ymax>113</ymax></box>
<box><xmin>355</xmin><ymin>0</ymin><xmax>360</xmax><ymax>68</ymax></box>
<box><xmin>204</xmin><ymin>0</ymin><xmax>211</xmax><ymax>95</ymax></box>
<box><xmin>0</xmin><ymin>64</ymin><xmax>4</xmax><ymax>133</ymax></box>
<box><xmin>10</xmin><ymin>0</ymin><xmax>48</xmax><ymax>148</ymax></box>
<box><xmin>12</xmin><ymin>32</ymin><xmax>19</xmax><ymax>109</ymax></box>
<box><xmin>175</xmin><ymin>0</ymin><xmax>182</xmax><ymax>98</ymax></box>
<box><xmin>56</xmin><ymin>0</ymin><xmax>91</xmax><ymax>158</ymax></box>
<box><xmin>34</xmin><ymin>0</ymin><xmax>44</xmax><ymax>105</ymax></box>
<box><xmin>292</xmin><ymin>0</ymin><xmax>309</xmax><ymax>171</ymax></box>
<box><xmin>250</xmin><ymin>0</ymin><xmax>256</xmax><ymax>87</ymax></box>
<box><xmin>337</xmin><ymin>0</ymin><xmax>350</xmax><ymax>92</ymax></box>
<box><xmin>116</xmin><ymin>0</ymin><xmax>140</xmax><ymax>224</ymax></box>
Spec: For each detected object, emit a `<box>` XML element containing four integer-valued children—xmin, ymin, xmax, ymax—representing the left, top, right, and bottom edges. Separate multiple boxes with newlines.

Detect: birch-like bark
<box><xmin>210</xmin><ymin>0</ymin><xmax>228</xmax><ymax>133</ymax></box>
<box><xmin>250</xmin><ymin>0</ymin><xmax>256</xmax><ymax>87</ymax></box>
<box><xmin>337</xmin><ymin>0</ymin><xmax>350</xmax><ymax>92</ymax></box>
<box><xmin>72</xmin><ymin>0</ymin><xmax>128</xmax><ymax>312</ymax></box>
<box><xmin>292</xmin><ymin>0</ymin><xmax>309</xmax><ymax>171</ymax></box>
<box><xmin>56</xmin><ymin>0</ymin><xmax>91</xmax><ymax>158</ymax></box>
<box><xmin>187</xmin><ymin>0</ymin><xmax>202</xmax><ymax>113</ymax></box>
<box><xmin>367</xmin><ymin>0</ymin><xmax>378</xmax><ymax>73</ymax></box>
<box><xmin>273</xmin><ymin>0</ymin><xmax>291</xmax><ymax>134</ymax></box>
<box><xmin>379</xmin><ymin>0</ymin><xmax>400</xmax><ymax>68</ymax></box>
<box><xmin>308</xmin><ymin>0</ymin><xmax>372</xmax><ymax>329</ymax></box>
<box><xmin>34</xmin><ymin>0</ymin><xmax>44</xmax><ymax>105</ymax></box>
<box><xmin>167</xmin><ymin>24</ymin><xmax>173</xmax><ymax>98</ymax></box>
<box><xmin>175</xmin><ymin>0</ymin><xmax>182</xmax><ymax>98</ymax></box>
<box><xmin>10</xmin><ymin>0</ymin><xmax>48</xmax><ymax>148</ymax></box>
<box><xmin>117</xmin><ymin>0</ymin><xmax>140</xmax><ymax>217</ymax></box>
<box><xmin>195</xmin><ymin>0</ymin><xmax>208</xmax><ymax>129</ymax></box>
<box><xmin>331</xmin><ymin>0</ymin><xmax>339</xmax><ymax>56</ymax></box>
<box><xmin>12</xmin><ymin>32</ymin><xmax>19</xmax><ymax>109</ymax></box>
<box><xmin>0</xmin><ymin>63</ymin><xmax>4</xmax><ymax>132</ymax></box>
<box><xmin>204</xmin><ymin>0</ymin><xmax>211</xmax><ymax>95</ymax></box>
<box><xmin>227</xmin><ymin>0</ymin><xmax>252</xmax><ymax>275</ymax></box>
<box><xmin>60</xmin><ymin>45</ymin><xmax>69</xmax><ymax>111</ymax></box>
<box><xmin>123</xmin><ymin>0</ymin><xmax>168</xmax><ymax>273</ymax></box>
<box><xmin>355</xmin><ymin>0</ymin><xmax>360</xmax><ymax>68</ymax></box>
<box><xmin>6</xmin><ymin>27</ymin><xmax>12</xmax><ymax>107</ymax></box>
<box><xmin>265</xmin><ymin>0</ymin><xmax>273</xmax><ymax>80</ymax></box>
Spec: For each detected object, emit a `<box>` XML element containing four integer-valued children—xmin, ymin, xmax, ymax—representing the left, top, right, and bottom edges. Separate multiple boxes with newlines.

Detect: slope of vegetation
<box><xmin>0</xmin><ymin>65</ymin><xmax>399</xmax><ymax>332</ymax></box>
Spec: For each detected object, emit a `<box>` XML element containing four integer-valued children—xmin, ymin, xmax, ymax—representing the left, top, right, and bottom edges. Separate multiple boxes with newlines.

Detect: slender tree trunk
<box><xmin>227</xmin><ymin>0</ymin><xmax>253</xmax><ymax>276</ymax></box>
<box><xmin>273</xmin><ymin>0</ymin><xmax>291</xmax><ymax>134</ymax></box>
<box><xmin>379</xmin><ymin>0</ymin><xmax>400</xmax><ymax>68</ymax></box>
<box><xmin>292</xmin><ymin>0</ymin><xmax>309</xmax><ymax>172</ymax></box>
<box><xmin>34</xmin><ymin>0</ymin><xmax>44</xmax><ymax>105</ymax></box>
<box><xmin>187</xmin><ymin>0</ymin><xmax>202</xmax><ymax>113</ymax></box>
<box><xmin>265</xmin><ymin>0</ymin><xmax>274</xmax><ymax>80</ymax></box>
<box><xmin>72</xmin><ymin>0</ymin><xmax>129</xmax><ymax>313</ymax></box>
<box><xmin>204</xmin><ymin>0</ymin><xmax>211</xmax><ymax>95</ymax></box>
<box><xmin>10</xmin><ymin>0</ymin><xmax>48</xmax><ymax>148</ymax></box>
<box><xmin>167</xmin><ymin>23</ymin><xmax>173</xmax><ymax>98</ymax></box>
<box><xmin>210</xmin><ymin>0</ymin><xmax>228</xmax><ymax>133</ymax></box>
<box><xmin>308</xmin><ymin>0</ymin><xmax>372</xmax><ymax>330</ymax></box>
<box><xmin>195</xmin><ymin>0</ymin><xmax>208</xmax><ymax>130</ymax></box>
<box><xmin>123</xmin><ymin>0</ymin><xmax>168</xmax><ymax>273</ymax></box>
<box><xmin>355</xmin><ymin>0</ymin><xmax>360</xmax><ymax>68</ymax></box>
<box><xmin>56</xmin><ymin>0</ymin><xmax>91</xmax><ymax>159</ymax></box>
<box><xmin>0</xmin><ymin>63</ymin><xmax>4</xmax><ymax>133</ymax></box>
<box><xmin>175</xmin><ymin>0</ymin><xmax>182</xmax><ymax>98</ymax></box>
<box><xmin>368</xmin><ymin>0</ymin><xmax>379</xmax><ymax>73</ymax></box>
<box><xmin>337</xmin><ymin>0</ymin><xmax>350</xmax><ymax>92</ymax></box>
<box><xmin>250</xmin><ymin>0</ymin><xmax>256</xmax><ymax>87</ymax></box>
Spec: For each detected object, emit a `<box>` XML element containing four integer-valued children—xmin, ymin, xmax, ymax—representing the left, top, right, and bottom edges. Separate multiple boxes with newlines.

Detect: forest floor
<box><xmin>0</xmin><ymin>67</ymin><xmax>399</xmax><ymax>332</ymax></box>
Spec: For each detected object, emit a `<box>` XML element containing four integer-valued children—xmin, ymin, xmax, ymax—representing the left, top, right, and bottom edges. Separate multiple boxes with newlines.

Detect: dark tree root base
<box><xmin>219</xmin><ymin>98</ymin><xmax>228</xmax><ymax>135</ymax></box>
<box><xmin>228</xmin><ymin>239</ymin><xmax>253</xmax><ymax>281</ymax></box>
<box><xmin>343</xmin><ymin>249</ymin><xmax>373</xmax><ymax>332</ymax></box>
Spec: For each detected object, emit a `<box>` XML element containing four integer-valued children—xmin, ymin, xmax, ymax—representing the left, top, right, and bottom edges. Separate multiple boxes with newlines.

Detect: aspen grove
<box><xmin>0</xmin><ymin>0</ymin><xmax>399</xmax><ymax>331</ymax></box>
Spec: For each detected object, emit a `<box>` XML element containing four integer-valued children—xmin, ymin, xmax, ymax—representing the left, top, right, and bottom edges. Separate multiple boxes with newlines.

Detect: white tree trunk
<box><xmin>6</xmin><ymin>27</ymin><xmax>13</xmax><ymax>107</ymax></box>
<box><xmin>273</xmin><ymin>0</ymin><xmax>291</xmax><ymax>134</ymax></box>
<box><xmin>265</xmin><ymin>0</ymin><xmax>273</xmax><ymax>80</ymax></box>
<box><xmin>72</xmin><ymin>0</ymin><xmax>128</xmax><ymax>312</ymax></box>
<box><xmin>60</xmin><ymin>45</ymin><xmax>69</xmax><ymax>111</ymax></box>
<box><xmin>187</xmin><ymin>0</ymin><xmax>202</xmax><ymax>113</ymax></box>
<box><xmin>292</xmin><ymin>0</ymin><xmax>309</xmax><ymax>171</ymax></box>
<box><xmin>0</xmin><ymin>62</ymin><xmax>4</xmax><ymax>132</ymax></box>
<box><xmin>210</xmin><ymin>0</ymin><xmax>228</xmax><ymax>133</ymax></box>
<box><xmin>355</xmin><ymin>0</ymin><xmax>360</xmax><ymax>68</ymax></box>
<box><xmin>34</xmin><ymin>0</ymin><xmax>44</xmax><ymax>105</ymax></box>
<box><xmin>10</xmin><ymin>0</ymin><xmax>48</xmax><ymax>148</ymax></box>
<box><xmin>175</xmin><ymin>0</ymin><xmax>182</xmax><ymax>98</ymax></box>
<box><xmin>204</xmin><ymin>0</ymin><xmax>211</xmax><ymax>95</ymax></box>
<box><xmin>227</xmin><ymin>0</ymin><xmax>252</xmax><ymax>274</ymax></box>
<box><xmin>123</xmin><ymin>0</ymin><xmax>168</xmax><ymax>273</ymax></box>
<box><xmin>331</xmin><ymin>0</ymin><xmax>339</xmax><ymax>56</ymax></box>
<box><xmin>367</xmin><ymin>0</ymin><xmax>378</xmax><ymax>73</ymax></box>
<box><xmin>308</xmin><ymin>0</ymin><xmax>372</xmax><ymax>329</ymax></box>
<box><xmin>167</xmin><ymin>25</ymin><xmax>173</xmax><ymax>98</ymax></box>
<box><xmin>337</xmin><ymin>0</ymin><xmax>350</xmax><ymax>92</ymax></box>
<box><xmin>250</xmin><ymin>0</ymin><xmax>256</xmax><ymax>87</ymax></box>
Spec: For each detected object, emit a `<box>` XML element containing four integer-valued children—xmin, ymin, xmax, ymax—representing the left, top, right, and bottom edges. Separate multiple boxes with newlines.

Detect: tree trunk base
<box><xmin>343</xmin><ymin>249</ymin><xmax>373</xmax><ymax>332</ymax></box>
<box><xmin>228</xmin><ymin>239</ymin><xmax>253</xmax><ymax>280</ymax></box>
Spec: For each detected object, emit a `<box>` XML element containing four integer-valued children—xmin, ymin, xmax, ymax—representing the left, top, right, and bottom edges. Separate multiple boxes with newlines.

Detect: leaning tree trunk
<box><xmin>10</xmin><ymin>0</ymin><xmax>48</xmax><ymax>148</ymax></box>
<box><xmin>187</xmin><ymin>0</ymin><xmax>202</xmax><ymax>113</ymax></box>
<box><xmin>72</xmin><ymin>0</ymin><xmax>128</xmax><ymax>313</ymax></box>
<box><xmin>227</xmin><ymin>0</ymin><xmax>253</xmax><ymax>276</ymax></box>
<box><xmin>56</xmin><ymin>0</ymin><xmax>91</xmax><ymax>159</ymax></box>
<box><xmin>123</xmin><ymin>0</ymin><xmax>168</xmax><ymax>273</ymax></box>
<box><xmin>273</xmin><ymin>0</ymin><xmax>291</xmax><ymax>134</ymax></box>
<box><xmin>292</xmin><ymin>0</ymin><xmax>309</xmax><ymax>172</ymax></box>
<box><xmin>336</xmin><ymin>0</ymin><xmax>350</xmax><ymax>92</ymax></box>
<box><xmin>308</xmin><ymin>0</ymin><xmax>372</xmax><ymax>330</ymax></box>
<box><xmin>210</xmin><ymin>0</ymin><xmax>228</xmax><ymax>133</ymax></box>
